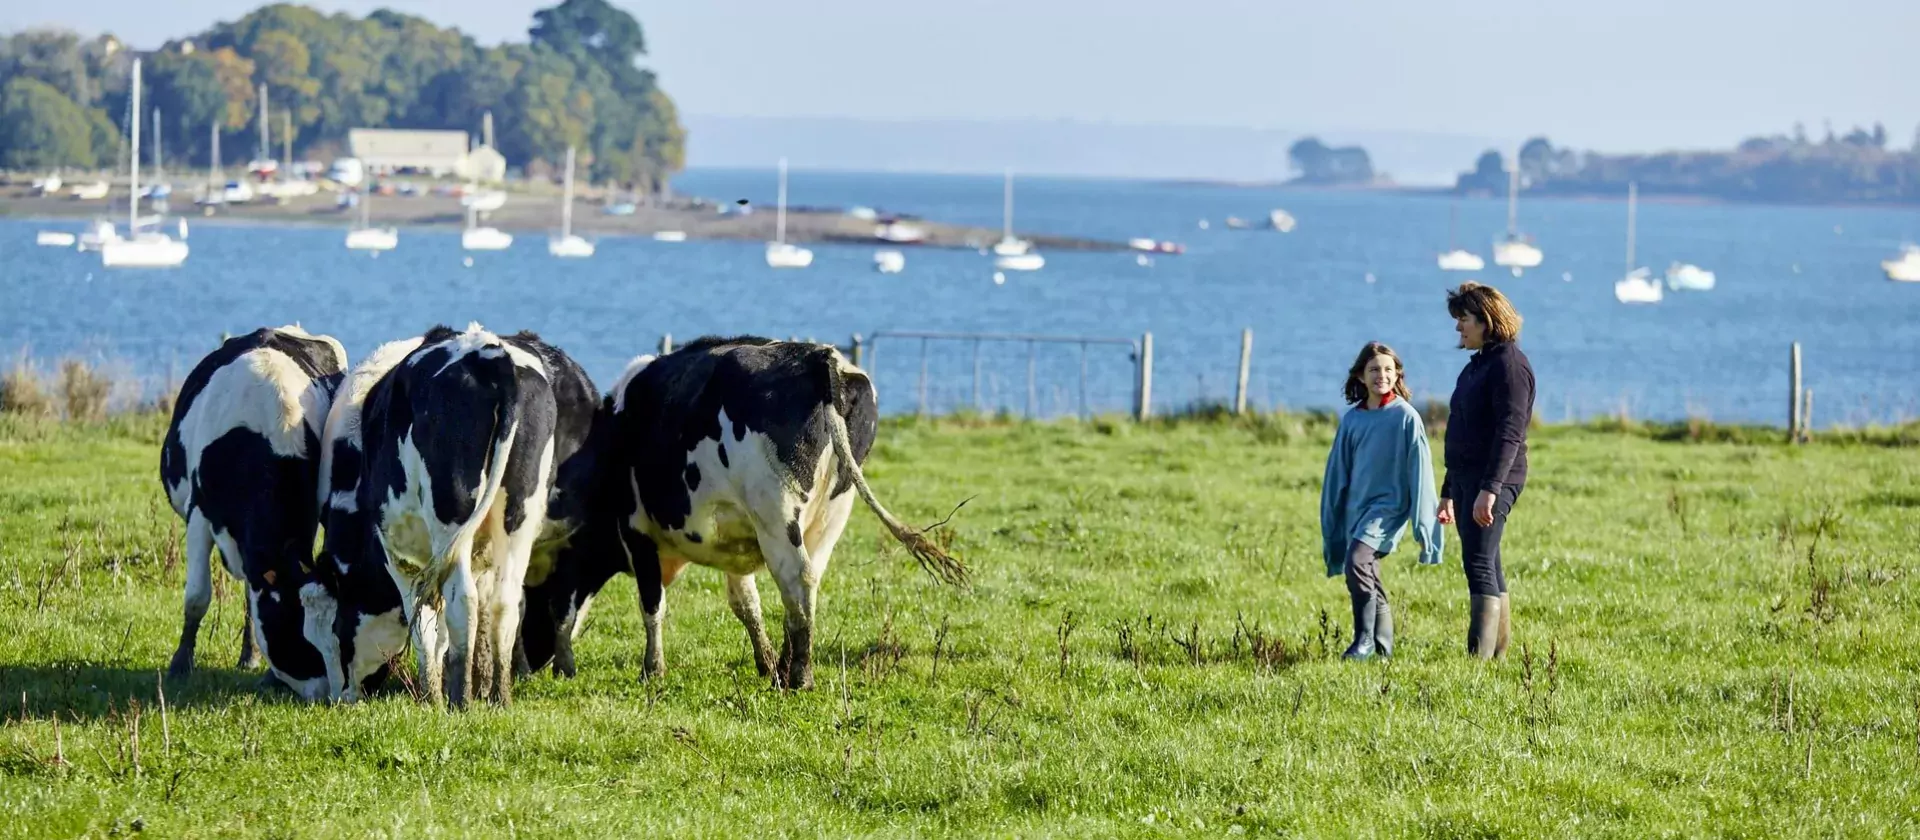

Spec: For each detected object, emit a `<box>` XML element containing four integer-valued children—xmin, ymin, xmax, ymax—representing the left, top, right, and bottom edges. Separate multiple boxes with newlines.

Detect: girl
<box><xmin>1320</xmin><ymin>342</ymin><xmax>1444</xmax><ymax>660</ymax></box>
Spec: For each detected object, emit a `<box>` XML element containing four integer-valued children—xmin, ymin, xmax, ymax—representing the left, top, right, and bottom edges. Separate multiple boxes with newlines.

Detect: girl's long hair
<box><xmin>1343</xmin><ymin>342</ymin><xmax>1413</xmax><ymax>406</ymax></box>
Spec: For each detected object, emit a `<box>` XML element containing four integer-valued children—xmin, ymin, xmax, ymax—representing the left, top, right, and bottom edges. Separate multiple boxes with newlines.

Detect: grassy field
<box><xmin>2</xmin><ymin>411</ymin><xmax>1917</xmax><ymax>837</ymax></box>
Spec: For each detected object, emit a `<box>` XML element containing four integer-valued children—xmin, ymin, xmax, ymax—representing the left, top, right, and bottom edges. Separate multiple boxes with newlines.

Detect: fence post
<box><xmin>660</xmin><ymin>333</ymin><xmax>674</xmax><ymax>355</ymax></box>
<box><xmin>1234</xmin><ymin>328</ymin><xmax>1253</xmax><ymax>415</ymax></box>
<box><xmin>1789</xmin><ymin>342</ymin><xmax>1802</xmax><ymax>444</ymax></box>
<box><xmin>1801</xmin><ymin>388</ymin><xmax>1814</xmax><ymax>444</ymax></box>
<box><xmin>850</xmin><ymin>333</ymin><xmax>864</xmax><ymax>368</ymax></box>
<box><xmin>1136</xmin><ymin>332</ymin><xmax>1154</xmax><ymax>421</ymax></box>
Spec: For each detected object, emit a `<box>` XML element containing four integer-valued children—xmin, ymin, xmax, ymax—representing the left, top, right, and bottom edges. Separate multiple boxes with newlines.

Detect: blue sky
<box><xmin>5</xmin><ymin>0</ymin><xmax>1915</xmax><ymax>153</ymax></box>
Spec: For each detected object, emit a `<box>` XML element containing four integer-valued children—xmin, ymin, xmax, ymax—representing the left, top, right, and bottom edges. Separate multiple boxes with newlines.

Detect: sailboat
<box><xmin>1882</xmin><ymin>244</ymin><xmax>1920</xmax><ymax>282</ymax></box>
<box><xmin>765</xmin><ymin>157</ymin><xmax>814</xmax><ymax>268</ymax></box>
<box><xmin>1613</xmin><ymin>183</ymin><xmax>1663</xmax><ymax>304</ymax></box>
<box><xmin>548</xmin><ymin>146</ymin><xmax>594</xmax><ymax>258</ymax></box>
<box><xmin>991</xmin><ymin>169</ymin><xmax>1044</xmax><ymax>271</ymax></box>
<box><xmin>345</xmin><ymin>188</ymin><xmax>398</xmax><ymax>252</ymax></box>
<box><xmin>1665</xmin><ymin>262</ymin><xmax>1716</xmax><ymax>291</ymax></box>
<box><xmin>1491</xmin><ymin>164</ymin><xmax>1543</xmax><ymax>275</ymax></box>
<box><xmin>102</xmin><ymin>58</ymin><xmax>189</xmax><ymax>269</ymax></box>
<box><xmin>1437</xmin><ymin>203</ymin><xmax>1485</xmax><ymax>271</ymax></box>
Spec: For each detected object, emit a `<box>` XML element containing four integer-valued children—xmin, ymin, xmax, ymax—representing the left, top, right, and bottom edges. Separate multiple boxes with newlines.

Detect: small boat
<box><xmin>1269</xmin><ymin>209</ymin><xmax>1297</xmax><ymax>232</ymax></box>
<box><xmin>1665</xmin><ymin>262</ymin><xmax>1716</xmax><ymax>291</ymax></box>
<box><xmin>994</xmin><ymin>252</ymin><xmax>1045</xmax><ymax>272</ymax></box>
<box><xmin>33</xmin><ymin>173</ymin><xmax>63</xmax><ymax>195</ymax></box>
<box><xmin>462</xmin><ymin>189</ymin><xmax>508</xmax><ymax>212</ymax></box>
<box><xmin>1492</xmin><ymin>164</ymin><xmax>1543</xmax><ymax>275</ymax></box>
<box><xmin>1437</xmin><ymin>204</ymin><xmax>1485</xmax><ymax>271</ymax></box>
<box><xmin>991</xmin><ymin>170</ymin><xmax>1037</xmax><ymax>258</ymax></box>
<box><xmin>1438</xmin><ymin>250</ymin><xmax>1485</xmax><ymax>272</ymax></box>
<box><xmin>547</xmin><ymin>147</ymin><xmax>595</xmax><ymax>259</ymax></box>
<box><xmin>345</xmin><ymin>186</ymin><xmax>398</xmax><ymax>252</ymax></box>
<box><xmin>69</xmin><ymin>181</ymin><xmax>110</xmax><ymax>200</ymax></box>
<box><xmin>1612</xmin><ymin>184</ymin><xmax>1661</xmax><ymax>304</ymax></box>
<box><xmin>873</xmin><ymin>249</ymin><xmax>905</xmax><ymax>273</ymax></box>
<box><xmin>1135</xmin><ymin>254</ymin><xmax>1154</xmax><ymax>267</ymax></box>
<box><xmin>652</xmin><ymin>230</ymin><xmax>688</xmax><ymax>242</ymax></box>
<box><xmin>876</xmin><ymin>220</ymin><xmax>926</xmax><ymax>243</ymax></box>
<box><xmin>1128</xmin><ymin>237</ymin><xmax>1158</xmax><ymax>251</ymax></box>
<box><xmin>102</xmin><ymin>58</ymin><xmax>187</xmax><ymax>269</ymax></box>
<box><xmin>78</xmin><ymin>218</ymin><xmax>119</xmax><ymax>251</ymax></box>
<box><xmin>462</xmin><ymin>224</ymin><xmax>513</xmax><ymax>251</ymax></box>
<box><xmin>1883</xmin><ymin>244</ymin><xmax>1920</xmax><ymax>282</ymax></box>
<box><xmin>1223</xmin><ymin>216</ymin><xmax>1251</xmax><ymax>230</ymax></box>
<box><xmin>765</xmin><ymin>158</ymin><xmax>813</xmax><ymax>268</ymax></box>
<box><xmin>36</xmin><ymin>231</ymin><xmax>77</xmax><ymax>248</ymax></box>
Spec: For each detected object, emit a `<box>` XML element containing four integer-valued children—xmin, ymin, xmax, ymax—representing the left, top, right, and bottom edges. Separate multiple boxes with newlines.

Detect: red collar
<box><xmin>1363</xmin><ymin>392</ymin><xmax>1396</xmax><ymax>410</ymax></box>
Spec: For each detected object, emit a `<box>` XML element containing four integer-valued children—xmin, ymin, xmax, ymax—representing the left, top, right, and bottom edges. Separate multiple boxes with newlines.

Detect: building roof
<box><xmin>348</xmin><ymin>129</ymin><xmax>470</xmax><ymax>168</ymax></box>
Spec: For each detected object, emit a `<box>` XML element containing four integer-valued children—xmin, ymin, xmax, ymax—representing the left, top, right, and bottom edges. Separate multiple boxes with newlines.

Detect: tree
<box><xmin>1872</xmin><ymin>122</ymin><xmax>1888</xmax><ymax>148</ymax></box>
<box><xmin>147</xmin><ymin>49</ymin><xmax>230</xmax><ymax>165</ymax></box>
<box><xmin>1287</xmin><ymin>137</ymin><xmax>1374</xmax><ymax>185</ymax></box>
<box><xmin>1455</xmin><ymin>150</ymin><xmax>1507</xmax><ymax>194</ymax></box>
<box><xmin>0</xmin><ymin>76</ymin><xmax>97</xmax><ymax>168</ymax></box>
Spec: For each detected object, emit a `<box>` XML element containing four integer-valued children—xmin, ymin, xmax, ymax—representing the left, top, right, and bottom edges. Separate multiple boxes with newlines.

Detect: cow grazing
<box><xmin>595</xmin><ymin>336</ymin><xmax>967</xmax><ymax>690</ymax></box>
<box><xmin>329</xmin><ymin>324</ymin><xmax>599</xmax><ymax>708</ymax></box>
<box><xmin>159</xmin><ymin>325</ymin><xmax>346</xmax><ymax>699</ymax></box>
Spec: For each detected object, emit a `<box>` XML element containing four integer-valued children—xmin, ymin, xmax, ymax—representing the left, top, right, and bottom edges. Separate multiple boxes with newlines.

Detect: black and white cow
<box><xmin>159</xmin><ymin>325</ymin><xmax>346</xmax><ymax>699</ymax></box>
<box><xmin>319</xmin><ymin>324</ymin><xmax>601</xmax><ymax>707</ymax></box>
<box><xmin>584</xmin><ymin>336</ymin><xmax>967</xmax><ymax>690</ymax></box>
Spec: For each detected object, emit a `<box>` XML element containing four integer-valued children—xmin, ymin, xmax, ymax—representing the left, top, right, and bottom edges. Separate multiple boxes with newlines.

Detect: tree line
<box><xmin>0</xmin><ymin>0</ymin><xmax>685</xmax><ymax>193</ymax></box>
<box><xmin>1455</xmin><ymin>126</ymin><xmax>1920</xmax><ymax>204</ymax></box>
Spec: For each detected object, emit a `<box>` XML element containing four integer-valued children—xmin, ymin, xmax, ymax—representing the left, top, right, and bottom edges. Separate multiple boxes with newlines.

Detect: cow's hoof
<box><xmin>166</xmin><ymin>655</ymin><xmax>193</xmax><ymax>681</ymax></box>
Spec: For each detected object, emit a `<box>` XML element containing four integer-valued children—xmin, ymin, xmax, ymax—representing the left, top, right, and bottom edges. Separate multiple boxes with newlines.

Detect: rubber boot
<box><xmin>1467</xmin><ymin>595</ymin><xmax>1502</xmax><ymax>660</ymax></box>
<box><xmin>1494</xmin><ymin>592</ymin><xmax>1511</xmax><ymax>659</ymax></box>
<box><xmin>1374</xmin><ymin>600</ymin><xmax>1394</xmax><ymax>659</ymax></box>
<box><xmin>1342</xmin><ymin>593</ymin><xmax>1377</xmax><ymax>661</ymax></box>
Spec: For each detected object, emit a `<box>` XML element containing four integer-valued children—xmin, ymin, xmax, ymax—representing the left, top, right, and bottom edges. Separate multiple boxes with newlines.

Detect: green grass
<box><xmin>3</xmin><ymin>411</ymin><xmax>1918</xmax><ymax>837</ymax></box>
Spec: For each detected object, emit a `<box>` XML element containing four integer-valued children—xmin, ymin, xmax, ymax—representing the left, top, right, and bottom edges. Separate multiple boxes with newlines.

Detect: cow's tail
<box><xmin>820</xmin><ymin>366</ymin><xmax>969</xmax><ymax>587</ymax></box>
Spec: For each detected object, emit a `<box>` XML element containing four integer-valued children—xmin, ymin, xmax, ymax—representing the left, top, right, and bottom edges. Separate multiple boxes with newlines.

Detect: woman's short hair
<box><xmin>1343</xmin><ymin>341</ymin><xmax>1414</xmax><ymax>406</ymax></box>
<box><xmin>1445</xmin><ymin>282</ymin><xmax>1523</xmax><ymax>343</ymax></box>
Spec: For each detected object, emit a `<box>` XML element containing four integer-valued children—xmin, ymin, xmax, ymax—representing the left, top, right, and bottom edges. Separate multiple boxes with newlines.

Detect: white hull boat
<box><xmin>766</xmin><ymin>241</ymin><xmax>814</xmax><ymax>268</ymax></box>
<box><xmin>873</xmin><ymin>249</ymin><xmax>905</xmax><ymax>273</ymax></box>
<box><xmin>1613</xmin><ymin>184</ymin><xmax>1659</xmax><ymax>304</ymax></box>
<box><xmin>463</xmin><ymin>227</ymin><xmax>513</xmax><ymax>251</ymax></box>
<box><xmin>547</xmin><ymin>147</ymin><xmax>594</xmax><ymax>258</ymax></box>
<box><xmin>37</xmin><ymin>231</ymin><xmax>77</xmax><ymax>248</ymax></box>
<box><xmin>346</xmin><ymin>227</ymin><xmax>399</xmax><ymax>251</ymax></box>
<box><xmin>104</xmin><ymin>58</ymin><xmax>187</xmax><ymax>269</ymax></box>
<box><xmin>1491</xmin><ymin>164</ymin><xmax>1542</xmax><ymax>274</ymax></box>
<box><xmin>652</xmin><ymin>230</ymin><xmax>687</xmax><ymax>242</ymax></box>
<box><xmin>1437</xmin><ymin>249</ymin><xmax>1485</xmax><ymax>271</ymax></box>
<box><xmin>1882</xmin><ymin>245</ymin><xmax>1920</xmax><ymax>282</ymax></box>
<box><xmin>1666</xmin><ymin>262</ymin><xmax>1716</xmax><ymax>291</ymax></box>
<box><xmin>994</xmin><ymin>252</ymin><xmax>1045</xmax><ymax>272</ymax></box>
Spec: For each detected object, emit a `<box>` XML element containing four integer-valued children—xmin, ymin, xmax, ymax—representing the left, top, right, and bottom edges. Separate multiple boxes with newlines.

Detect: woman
<box><xmin>1440</xmin><ymin>282</ymin><xmax>1534</xmax><ymax>660</ymax></box>
<box><xmin>1320</xmin><ymin>342</ymin><xmax>1443</xmax><ymax>661</ymax></box>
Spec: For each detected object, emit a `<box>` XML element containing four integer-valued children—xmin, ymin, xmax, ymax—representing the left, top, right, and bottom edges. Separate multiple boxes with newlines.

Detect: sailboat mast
<box><xmin>1626</xmin><ymin>182</ymin><xmax>1637</xmax><ymax>270</ymax></box>
<box><xmin>562</xmin><ymin>146</ymin><xmax>576</xmax><ymax>237</ymax></box>
<box><xmin>209</xmin><ymin>121</ymin><xmax>219</xmax><ymax>194</ymax></box>
<box><xmin>776</xmin><ymin>157</ymin><xmax>788</xmax><ymax>245</ymax></box>
<box><xmin>153</xmin><ymin>107</ymin><xmax>162</xmax><ymax>182</ymax></box>
<box><xmin>257</xmin><ymin>83</ymin><xmax>269</xmax><ymax>164</ymax></box>
<box><xmin>1003</xmin><ymin>169</ymin><xmax>1014</xmax><ymax>239</ymax></box>
<box><xmin>130</xmin><ymin>58</ymin><xmax>142</xmax><ymax>232</ymax></box>
<box><xmin>283</xmin><ymin>113</ymin><xmax>291</xmax><ymax>174</ymax></box>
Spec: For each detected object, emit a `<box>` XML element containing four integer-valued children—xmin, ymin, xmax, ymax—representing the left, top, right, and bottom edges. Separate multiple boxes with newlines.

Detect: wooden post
<box><xmin>1801</xmin><ymin>389</ymin><xmax>1814</xmax><ymax>444</ymax></box>
<box><xmin>850</xmin><ymin>333</ymin><xmax>864</xmax><ymax>368</ymax></box>
<box><xmin>1136</xmin><ymin>332</ymin><xmax>1154</xmax><ymax>421</ymax></box>
<box><xmin>660</xmin><ymin>333</ymin><xmax>674</xmax><ymax>355</ymax></box>
<box><xmin>1789</xmin><ymin>342</ymin><xmax>1802</xmax><ymax>443</ymax></box>
<box><xmin>1234</xmin><ymin>328</ymin><xmax>1253</xmax><ymax>416</ymax></box>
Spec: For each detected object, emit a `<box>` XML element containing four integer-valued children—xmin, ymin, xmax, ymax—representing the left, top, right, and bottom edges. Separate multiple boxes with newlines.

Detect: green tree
<box><xmin>0</xmin><ymin>76</ymin><xmax>97</xmax><ymax>168</ymax></box>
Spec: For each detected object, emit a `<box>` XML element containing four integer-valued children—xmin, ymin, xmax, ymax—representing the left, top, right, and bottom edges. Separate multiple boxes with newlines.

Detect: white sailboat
<box><xmin>1665</xmin><ymin>262</ymin><xmax>1716</xmax><ymax>291</ymax></box>
<box><xmin>548</xmin><ymin>146</ymin><xmax>594</xmax><ymax>258</ymax></box>
<box><xmin>1613</xmin><ymin>183</ymin><xmax>1663</xmax><ymax>304</ymax></box>
<box><xmin>990</xmin><ymin>169</ymin><xmax>1044</xmax><ymax>271</ymax></box>
<box><xmin>462</xmin><ymin>207</ymin><xmax>513</xmax><ymax>251</ymax></box>
<box><xmin>765</xmin><ymin>157</ymin><xmax>814</xmax><ymax>268</ymax></box>
<box><xmin>1437</xmin><ymin>203</ymin><xmax>1485</xmax><ymax>271</ymax></box>
<box><xmin>873</xmin><ymin>249</ymin><xmax>905</xmax><ymax>273</ymax></box>
<box><xmin>102</xmin><ymin>58</ymin><xmax>189</xmax><ymax>269</ymax></box>
<box><xmin>991</xmin><ymin>170</ymin><xmax>1036</xmax><ymax>257</ymax></box>
<box><xmin>1268</xmin><ymin>209</ymin><xmax>1297</xmax><ymax>233</ymax></box>
<box><xmin>1491</xmin><ymin>164</ymin><xmax>1543</xmax><ymax>275</ymax></box>
<box><xmin>1882</xmin><ymin>244</ymin><xmax>1920</xmax><ymax>282</ymax></box>
<box><xmin>345</xmin><ymin>189</ymin><xmax>398</xmax><ymax>252</ymax></box>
